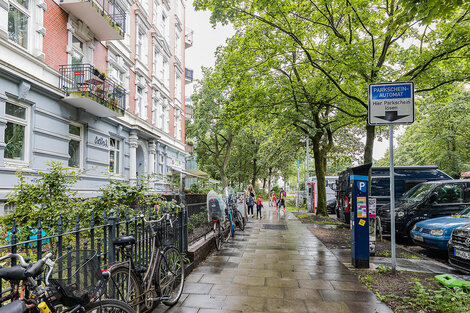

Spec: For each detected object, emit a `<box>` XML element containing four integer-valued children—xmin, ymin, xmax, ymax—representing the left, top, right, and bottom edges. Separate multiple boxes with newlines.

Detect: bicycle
<box><xmin>108</xmin><ymin>210</ymin><xmax>184</xmax><ymax>313</ymax></box>
<box><xmin>0</xmin><ymin>250</ymin><xmax>134</xmax><ymax>313</ymax></box>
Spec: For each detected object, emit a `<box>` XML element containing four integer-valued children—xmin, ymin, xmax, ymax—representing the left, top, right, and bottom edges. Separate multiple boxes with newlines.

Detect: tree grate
<box><xmin>263</xmin><ymin>224</ymin><xmax>288</xmax><ymax>230</ymax></box>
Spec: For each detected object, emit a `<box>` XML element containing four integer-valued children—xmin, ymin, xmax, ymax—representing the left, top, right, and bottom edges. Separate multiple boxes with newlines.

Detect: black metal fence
<box><xmin>58</xmin><ymin>64</ymin><xmax>126</xmax><ymax>113</ymax></box>
<box><xmin>0</xmin><ymin>204</ymin><xmax>188</xmax><ymax>279</ymax></box>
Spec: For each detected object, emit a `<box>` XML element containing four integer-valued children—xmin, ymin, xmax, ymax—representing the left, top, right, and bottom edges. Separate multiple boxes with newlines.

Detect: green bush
<box><xmin>1</xmin><ymin>163</ymin><xmax>178</xmax><ymax>242</ymax></box>
<box><xmin>188</xmin><ymin>211</ymin><xmax>209</xmax><ymax>233</ymax></box>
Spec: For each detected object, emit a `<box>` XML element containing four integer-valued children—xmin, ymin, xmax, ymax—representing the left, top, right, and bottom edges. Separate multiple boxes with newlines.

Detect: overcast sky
<box><xmin>185</xmin><ymin>1</ymin><xmax>235</xmax><ymax>98</ymax></box>
<box><xmin>184</xmin><ymin>1</ymin><xmax>390</xmax><ymax>161</ymax></box>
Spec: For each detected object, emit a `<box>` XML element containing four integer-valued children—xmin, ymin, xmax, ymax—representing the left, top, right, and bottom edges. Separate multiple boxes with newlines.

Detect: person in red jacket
<box><xmin>256</xmin><ymin>196</ymin><xmax>264</xmax><ymax>219</ymax></box>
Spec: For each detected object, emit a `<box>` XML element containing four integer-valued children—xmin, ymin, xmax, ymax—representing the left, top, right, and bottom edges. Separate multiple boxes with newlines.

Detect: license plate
<box><xmin>413</xmin><ymin>234</ymin><xmax>424</xmax><ymax>242</ymax></box>
<box><xmin>455</xmin><ymin>249</ymin><xmax>470</xmax><ymax>260</ymax></box>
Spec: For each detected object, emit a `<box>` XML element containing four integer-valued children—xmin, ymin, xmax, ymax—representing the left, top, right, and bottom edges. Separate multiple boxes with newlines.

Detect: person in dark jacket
<box><xmin>246</xmin><ymin>184</ymin><xmax>255</xmax><ymax>218</ymax></box>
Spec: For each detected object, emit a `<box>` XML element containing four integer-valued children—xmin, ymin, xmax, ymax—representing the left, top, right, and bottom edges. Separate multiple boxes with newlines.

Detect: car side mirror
<box><xmin>429</xmin><ymin>192</ymin><xmax>438</xmax><ymax>204</ymax></box>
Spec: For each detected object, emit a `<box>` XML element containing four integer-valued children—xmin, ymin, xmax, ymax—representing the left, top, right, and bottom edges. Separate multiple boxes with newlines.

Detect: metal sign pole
<box><xmin>297</xmin><ymin>159</ymin><xmax>300</xmax><ymax>212</ymax></box>
<box><xmin>389</xmin><ymin>125</ymin><xmax>396</xmax><ymax>273</ymax></box>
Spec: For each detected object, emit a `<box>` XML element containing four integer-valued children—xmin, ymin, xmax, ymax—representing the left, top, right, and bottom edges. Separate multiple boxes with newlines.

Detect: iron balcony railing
<box><xmin>59</xmin><ymin>64</ymin><xmax>126</xmax><ymax>113</ymax></box>
<box><xmin>185</xmin><ymin>68</ymin><xmax>193</xmax><ymax>82</ymax></box>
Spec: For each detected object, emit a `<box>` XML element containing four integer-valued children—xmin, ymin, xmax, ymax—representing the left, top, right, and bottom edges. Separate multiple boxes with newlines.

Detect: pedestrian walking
<box><xmin>277</xmin><ymin>188</ymin><xmax>286</xmax><ymax>212</ymax></box>
<box><xmin>256</xmin><ymin>196</ymin><xmax>263</xmax><ymax>219</ymax></box>
<box><xmin>271</xmin><ymin>191</ymin><xmax>277</xmax><ymax>208</ymax></box>
<box><xmin>246</xmin><ymin>185</ymin><xmax>255</xmax><ymax>218</ymax></box>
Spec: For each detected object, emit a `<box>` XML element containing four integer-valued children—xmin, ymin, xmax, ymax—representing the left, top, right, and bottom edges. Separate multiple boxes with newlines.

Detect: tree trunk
<box><xmin>251</xmin><ymin>158</ymin><xmax>257</xmax><ymax>187</ymax></box>
<box><xmin>262</xmin><ymin>177</ymin><xmax>266</xmax><ymax>189</ymax></box>
<box><xmin>312</xmin><ymin>141</ymin><xmax>328</xmax><ymax>216</ymax></box>
<box><xmin>364</xmin><ymin>124</ymin><xmax>375</xmax><ymax>164</ymax></box>
<box><xmin>267</xmin><ymin>167</ymin><xmax>272</xmax><ymax>197</ymax></box>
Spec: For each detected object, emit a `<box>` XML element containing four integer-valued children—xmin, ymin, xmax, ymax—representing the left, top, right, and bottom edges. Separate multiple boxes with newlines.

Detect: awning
<box><xmin>186</xmin><ymin>169</ymin><xmax>209</xmax><ymax>178</ymax></box>
<box><xmin>169</xmin><ymin>167</ymin><xmax>209</xmax><ymax>180</ymax></box>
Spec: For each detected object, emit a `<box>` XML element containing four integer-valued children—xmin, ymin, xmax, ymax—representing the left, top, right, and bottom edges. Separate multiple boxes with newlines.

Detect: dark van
<box><xmin>336</xmin><ymin>166</ymin><xmax>452</xmax><ymax>224</ymax></box>
<box><xmin>378</xmin><ymin>180</ymin><xmax>470</xmax><ymax>239</ymax></box>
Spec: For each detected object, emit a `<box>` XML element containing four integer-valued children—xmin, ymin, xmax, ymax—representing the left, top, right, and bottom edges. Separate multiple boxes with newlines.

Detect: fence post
<box><xmin>108</xmin><ymin>209</ymin><xmax>117</xmax><ymax>264</ymax></box>
<box><xmin>103</xmin><ymin>212</ymin><xmax>108</xmax><ymax>264</ymax></box>
<box><xmin>58</xmin><ymin>216</ymin><xmax>63</xmax><ymax>279</ymax></box>
<box><xmin>11</xmin><ymin>219</ymin><xmax>17</xmax><ymax>266</ymax></box>
<box><xmin>125</xmin><ymin>208</ymin><xmax>129</xmax><ymax>236</ymax></box>
<box><xmin>75</xmin><ymin>213</ymin><xmax>80</xmax><ymax>250</ymax></box>
<box><xmin>37</xmin><ymin>217</ymin><xmax>43</xmax><ymax>260</ymax></box>
<box><xmin>90</xmin><ymin>212</ymin><xmax>95</xmax><ymax>251</ymax></box>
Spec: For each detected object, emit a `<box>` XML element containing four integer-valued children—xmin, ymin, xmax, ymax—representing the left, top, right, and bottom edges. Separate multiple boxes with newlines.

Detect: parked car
<box><xmin>327</xmin><ymin>198</ymin><xmax>336</xmax><ymax>215</ymax></box>
<box><xmin>378</xmin><ymin>180</ymin><xmax>470</xmax><ymax>239</ymax></box>
<box><xmin>448</xmin><ymin>223</ymin><xmax>470</xmax><ymax>273</ymax></box>
<box><xmin>410</xmin><ymin>206</ymin><xmax>470</xmax><ymax>250</ymax></box>
<box><xmin>336</xmin><ymin>166</ymin><xmax>452</xmax><ymax>224</ymax></box>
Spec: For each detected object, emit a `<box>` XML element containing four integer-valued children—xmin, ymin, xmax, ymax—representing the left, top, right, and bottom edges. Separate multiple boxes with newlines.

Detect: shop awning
<box><xmin>169</xmin><ymin>167</ymin><xmax>210</xmax><ymax>180</ymax></box>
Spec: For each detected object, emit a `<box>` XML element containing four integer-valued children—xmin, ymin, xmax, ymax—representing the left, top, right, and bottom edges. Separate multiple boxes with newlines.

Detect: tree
<box><xmin>187</xmin><ymin>68</ymin><xmax>234</xmax><ymax>188</ymax></box>
<box><xmin>194</xmin><ymin>0</ymin><xmax>470</xmax><ymax>165</ymax></box>
<box><xmin>376</xmin><ymin>87</ymin><xmax>470</xmax><ymax>177</ymax></box>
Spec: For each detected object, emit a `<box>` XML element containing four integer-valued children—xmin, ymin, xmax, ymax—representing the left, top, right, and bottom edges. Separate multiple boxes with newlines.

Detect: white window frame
<box><xmin>137</xmin><ymin>29</ymin><xmax>145</xmax><ymax>60</ymax></box>
<box><xmin>4</xmin><ymin>100</ymin><xmax>29</xmax><ymax>166</ymax></box>
<box><xmin>163</xmin><ymin>57</ymin><xmax>169</xmax><ymax>89</ymax></box>
<box><xmin>8</xmin><ymin>0</ymin><xmax>31</xmax><ymax>50</ymax></box>
<box><xmin>136</xmin><ymin>86</ymin><xmax>143</xmax><ymax>117</ymax></box>
<box><xmin>68</xmin><ymin>122</ymin><xmax>83</xmax><ymax>169</ymax></box>
<box><xmin>109</xmin><ymin>137</ymin><xmax>122</xmax><ymax>175</ymax></box>
<box><xmin>153</xmin><ymin>44</ymin><xmax>161</xmax><ymax>77</ymax></box>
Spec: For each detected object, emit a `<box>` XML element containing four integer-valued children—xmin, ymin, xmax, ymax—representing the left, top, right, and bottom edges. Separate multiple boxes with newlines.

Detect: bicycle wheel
<box><xmin>214</xmin><ymin>221</ymin><xmax>222</xmax><ymax>251</ymax></box>
<box><xmin>157</xmin><ymin>246</ymin><xmax>185</xmax><ymax>306</ymax></box>
<box><xmin>108</xmin><ymin>265</ymin><xmax>142</xmax><ymax>313</ymax></box>
<box><xmin>84</xmin><ymin>299</ymin><xmax>136</xmax><ymax>313</ymax></box>
<box><xmin>235</xmin><ymin>210</ymin><xmax>244</xmax><ymax>231</ymax></box>
<box><xmin>223</xmin><ymin>221</ymin><xmax>231</xmax><ymax>243</ymax></box>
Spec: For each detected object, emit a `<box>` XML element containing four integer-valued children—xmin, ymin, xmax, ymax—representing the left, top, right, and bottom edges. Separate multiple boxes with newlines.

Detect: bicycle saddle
<box><xmin>0</xmin><ymin>265</ymin><xmax>27</xmax><ymax>281</ymax></box>
<box><xmin>112</xmin><ymin>236</ymin><xmax>136</xmax><ymax>246</ymax></box>
<box><xmin>0</xmin><ymin>300</ymin><xmax>26</xmax><ymax>313</ymax></box>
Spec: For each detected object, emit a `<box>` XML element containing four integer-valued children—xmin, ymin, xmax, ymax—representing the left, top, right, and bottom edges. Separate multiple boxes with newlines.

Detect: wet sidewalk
<box><xmin>160</xmin><ymin>206</ymin><xmax>393</xmax><ymax>313</ymax></box>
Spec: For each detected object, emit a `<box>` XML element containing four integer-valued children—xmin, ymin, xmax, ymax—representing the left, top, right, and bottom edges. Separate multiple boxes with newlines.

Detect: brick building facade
<box><xmin>0</xmin><ymin>0</ymin><xmax>193</xmax><ymax>212</ymax></box>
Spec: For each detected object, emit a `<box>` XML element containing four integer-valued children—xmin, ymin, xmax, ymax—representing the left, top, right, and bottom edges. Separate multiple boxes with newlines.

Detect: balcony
<box><xmin>60</xmin><ymin>0</ymin><xmax>125</xmax><ymax>41</ymax></box>
<box><xmin>59</xmin><ymin>64</ymin><xmax>126</xmax><ymax>117</ymax></box>
<box><xmin>185</xmin><ymin>30</ymin><xmax>193</xmax><ymax>48</ymax></box>
<box><xmin>185</xmin><ymin>68</ymin><xmax>193</xmax><ymax>84</ymax></box>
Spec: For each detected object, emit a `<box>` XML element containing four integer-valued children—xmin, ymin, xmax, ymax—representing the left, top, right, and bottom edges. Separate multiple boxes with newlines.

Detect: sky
<box><xmin>184</xmin><ymin>1</ymin><xmax>391</xmax><ymax>161</ymax></box>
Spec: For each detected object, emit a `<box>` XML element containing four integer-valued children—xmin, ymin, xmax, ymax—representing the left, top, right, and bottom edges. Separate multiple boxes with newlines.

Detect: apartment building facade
<box><xmin>0</xmin><ymin>0</ymin><xmax>193</xmax><ymax>210</ymax></box>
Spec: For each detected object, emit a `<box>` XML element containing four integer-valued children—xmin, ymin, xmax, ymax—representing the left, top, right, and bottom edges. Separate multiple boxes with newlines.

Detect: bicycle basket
<box><xmin>147</xmin><ymin>217</ymin><xmax>177</xmax><ymax>247</ymax></box>
<box><xmin>48</xmin><ymin>250</ymin><xmax>104</xmax><ymax>307</ymax></box>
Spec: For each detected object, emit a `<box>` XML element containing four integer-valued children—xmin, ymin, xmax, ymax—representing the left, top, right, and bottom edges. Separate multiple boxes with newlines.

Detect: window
<box><xmin>436</xmin><ymin>184</ymin><xmax>463</xmax><ymax>204</ymax></box>
<box><xmin>158</xmin><ymin>153</ymin><xmax>164</xmax><ymax>174</ymax></box>
<box><xmin>71</xmin><ymin>36</ymin><xmax>84</xmax><ymax>65</ymax></box>
<box><xmin>163</xmin><ymin>58</ymin><xmax>169</xmax><ymax>89</ymax></box>
<box><xmin>136</xmin><ymin>86</ymin><xmax>143</xmax><ymax>117</ymax></box>
<box><xmin>161</xmin><ymin>14</ymin><xmax>166</xmax><ymax>39</ymax></box>
<box><xmin>175</xmin><ymin>30</ymin><xmax>181</xmax><ymax>59</ymax></box>
<box><xmin>153</xmin><ymin>45</ymin><xmax>160</xmax><ymax>76</ymax></box>
<box><xmin>109</xmin><ymin>138</ymin><xmax>121</xmax><ymax>174</ymax></box>
<box><xmin>137</xmin><ymin>30</ymin><xmax>144</xmax><ymax>59</ymax></box>
<box><xmin>174</xmin><ymin>110</ymin><xmax>181</xmax><ymax>140</ymax></box>
<box><xmin>68</xmin><ymin>123</ymin><xmax>82</xmax><ymax>168</ymax></box>
<box><xmin>4</xmin><ymin>102</ymin><xmax>27</xmax><ymax>161</ymax></box>
<box><xmin>8</xmin><ymin>0</ymin><xmax>29</xmax><ymax>49</ymax></box>
<box><xmin>175</xmin><ymin>72</ymin><xmax>181</xmax><ymax>100</ymax></box>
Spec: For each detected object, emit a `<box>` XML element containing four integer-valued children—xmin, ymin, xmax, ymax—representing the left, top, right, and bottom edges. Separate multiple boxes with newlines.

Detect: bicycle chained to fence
<box><xmin>0</xmin><ymin>250</ymin><xmax>135</xmax><ymax>313</ymax></box>
<box><xmin>208</xmin><ymin>188</ymin><xmax>245</xmax><ymax>251</ymax></box>
<box><xmin>107</xmin><ymin>206</ymin><xmax>185</xmax><ymax>313</ymax></box>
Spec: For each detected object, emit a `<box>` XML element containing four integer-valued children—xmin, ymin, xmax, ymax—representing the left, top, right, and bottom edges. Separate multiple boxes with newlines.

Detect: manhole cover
<box><xmin>263</xmin><ymin>224</ymin><xmax>288</xmax><ymax>230</ymax></box>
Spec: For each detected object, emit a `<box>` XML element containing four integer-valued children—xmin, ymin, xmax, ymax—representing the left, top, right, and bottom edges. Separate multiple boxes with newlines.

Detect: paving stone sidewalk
<box><xmin>157</xmin><ymin>205</ymin><xmax>393</xmax><ymax>313</ymax></box>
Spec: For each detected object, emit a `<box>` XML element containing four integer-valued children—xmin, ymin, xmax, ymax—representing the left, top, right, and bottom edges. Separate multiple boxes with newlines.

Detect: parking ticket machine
<box><xmin>349</xmin><ymin>163</ymin><xmax>372</xmax><ymax>268</ymax></box>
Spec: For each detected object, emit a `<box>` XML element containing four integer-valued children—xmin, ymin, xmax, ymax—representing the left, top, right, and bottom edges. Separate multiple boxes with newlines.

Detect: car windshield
<box><xmin>400</xmin><ymin>183</ymin><xmax>436</xmax><ymax>201</ymax></box>
<box><xmin>458</xmin><ymin>206</ymin><xmax>470</xmax><ymax>217</ymax></box>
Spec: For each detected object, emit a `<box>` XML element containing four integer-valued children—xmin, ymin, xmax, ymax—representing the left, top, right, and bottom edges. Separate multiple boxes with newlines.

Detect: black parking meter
<box><xmin>349</xmin><ymin>163</ymin><xmax>372</xmax><ymax>268</ymax></box>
